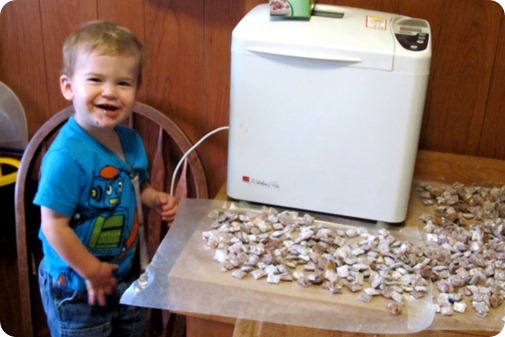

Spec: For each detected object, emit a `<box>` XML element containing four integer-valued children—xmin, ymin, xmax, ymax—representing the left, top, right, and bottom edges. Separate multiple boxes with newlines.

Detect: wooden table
<box><xmin>184</xmin><ymin>150</ymin><xmax>505</xmax><ymax>337</ymax></box>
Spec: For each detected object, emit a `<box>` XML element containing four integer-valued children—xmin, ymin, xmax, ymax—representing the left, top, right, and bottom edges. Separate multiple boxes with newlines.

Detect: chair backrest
<box><xmin>15</xmin><ymin>102</ymin><xmax>208</xmax><ymax>337</ymax></box>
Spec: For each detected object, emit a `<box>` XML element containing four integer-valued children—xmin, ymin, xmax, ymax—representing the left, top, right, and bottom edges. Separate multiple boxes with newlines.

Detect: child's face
<box><xmin>60</xmin><ymin>49</ymin><xmax>139</xmax><ymax>131</ymax></box>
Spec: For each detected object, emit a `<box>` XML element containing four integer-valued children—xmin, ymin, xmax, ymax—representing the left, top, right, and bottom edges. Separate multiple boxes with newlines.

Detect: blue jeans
<box><xmin>38</xmin><ymin>259</ymin><xmax>147</xmax><ymax>337</ymax></box>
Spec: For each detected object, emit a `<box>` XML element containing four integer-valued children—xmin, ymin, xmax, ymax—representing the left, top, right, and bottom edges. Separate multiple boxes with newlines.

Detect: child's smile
<box><xmin>60</xmin><ymin>50</ymin><xmax>139</xmax><ymax>133</ymax></box>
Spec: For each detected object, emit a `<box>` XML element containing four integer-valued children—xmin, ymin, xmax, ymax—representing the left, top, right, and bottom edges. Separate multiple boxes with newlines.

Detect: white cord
<box><xmin>170</xmin><ymin>126</ymin><xmax>229</xmax><ymax>196</ymax></box>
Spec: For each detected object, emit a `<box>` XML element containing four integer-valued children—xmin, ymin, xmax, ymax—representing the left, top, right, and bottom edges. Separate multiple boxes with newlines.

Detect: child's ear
<box><xmin>60</xmin><ymin>75</ymin><xmax>74</xmax><ymax>101</ymax></box>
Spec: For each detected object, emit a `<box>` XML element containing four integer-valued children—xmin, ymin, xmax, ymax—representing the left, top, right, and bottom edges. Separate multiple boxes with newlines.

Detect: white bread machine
<box><xmin>227</xmin><ymin>4</ymin><xmax>431</xmax><ymax>223</ymax></box>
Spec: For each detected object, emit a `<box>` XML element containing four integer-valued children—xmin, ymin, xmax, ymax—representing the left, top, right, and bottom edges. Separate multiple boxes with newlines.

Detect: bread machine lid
<box><xmin>232</xmin><ymin>4</ymin><xmax>402</xmax><ymax>71</ymax></box>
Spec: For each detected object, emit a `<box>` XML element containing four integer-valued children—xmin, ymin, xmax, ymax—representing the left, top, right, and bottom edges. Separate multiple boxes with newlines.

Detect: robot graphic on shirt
<box><xmin>79</xmin><ymin>165</ymin><xmax>138</xmax><ymax>262</ymax></box>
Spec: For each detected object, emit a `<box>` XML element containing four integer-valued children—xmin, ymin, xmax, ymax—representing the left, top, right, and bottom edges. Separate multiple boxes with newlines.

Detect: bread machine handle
<box><xmin>247</xmin><ymin>46</ymin><xmax>362</xmax><ymax>63</ymax></box>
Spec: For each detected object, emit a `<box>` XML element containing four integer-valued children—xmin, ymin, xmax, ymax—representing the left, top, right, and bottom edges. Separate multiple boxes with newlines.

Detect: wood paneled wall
<box><xmin>1</xmin><ymin>0</ymin><xmax>504</xmax><ymax>197</ymax></box>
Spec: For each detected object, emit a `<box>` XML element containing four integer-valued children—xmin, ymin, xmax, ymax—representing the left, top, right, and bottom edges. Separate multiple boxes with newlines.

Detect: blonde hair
<box><xmin>62</xmin><ymin>21</ymin><xmax>144</xmax><ymax>84</ymax></box>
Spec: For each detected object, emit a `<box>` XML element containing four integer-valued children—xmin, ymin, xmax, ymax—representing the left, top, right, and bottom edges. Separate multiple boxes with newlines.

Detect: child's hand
<box><xmin>85</xmin><ymin>262</ymin><xmax>118</xmax><ymax>306</ymax></box>
<box><xmin>153</xmin><ymin>192</ymin><xmax>178</xmax><ymax>223</ymax></box>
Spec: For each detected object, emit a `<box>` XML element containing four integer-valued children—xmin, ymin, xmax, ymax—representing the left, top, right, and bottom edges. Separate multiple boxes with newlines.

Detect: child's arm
<box><xmin>140</xmin><ymin>182</ymin><xmax>178</xmax><ymax>222</ymax></box>
<box><xmin>40</xmin><ymin>206</ymin><xmax>118</xmax><ymax>306</ymax></box>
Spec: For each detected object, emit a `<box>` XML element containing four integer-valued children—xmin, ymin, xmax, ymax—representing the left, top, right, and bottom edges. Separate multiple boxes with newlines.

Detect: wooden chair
<box><xmin>15</xmin><ymin>102</ymin><xmax>208</xmax><ymax>337</ymax></box>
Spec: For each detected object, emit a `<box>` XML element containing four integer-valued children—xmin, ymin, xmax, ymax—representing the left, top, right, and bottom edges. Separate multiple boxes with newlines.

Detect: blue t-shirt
<box><xmin>34</xmin><ymin>116</ymin><xmax>149</xmax><ymax>291</ymax></box>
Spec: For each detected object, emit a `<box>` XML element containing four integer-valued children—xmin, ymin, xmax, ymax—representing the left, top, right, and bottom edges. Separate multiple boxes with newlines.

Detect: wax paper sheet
<box><xmin>121</xmin><ymin>198</ymin><xmax>443</xmax><ymax>333</ymax></box>
<box><xmin>121</xmin><ymin>197</ymin><xmax>505</xmax><ymax>333</ymax></box>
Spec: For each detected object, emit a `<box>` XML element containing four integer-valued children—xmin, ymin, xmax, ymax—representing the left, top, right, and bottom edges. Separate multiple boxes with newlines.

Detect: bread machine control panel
<box><xmin>394</xmin><ymin>18</ymin><xmax>430</xmax><ymax>51</ymax></box>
